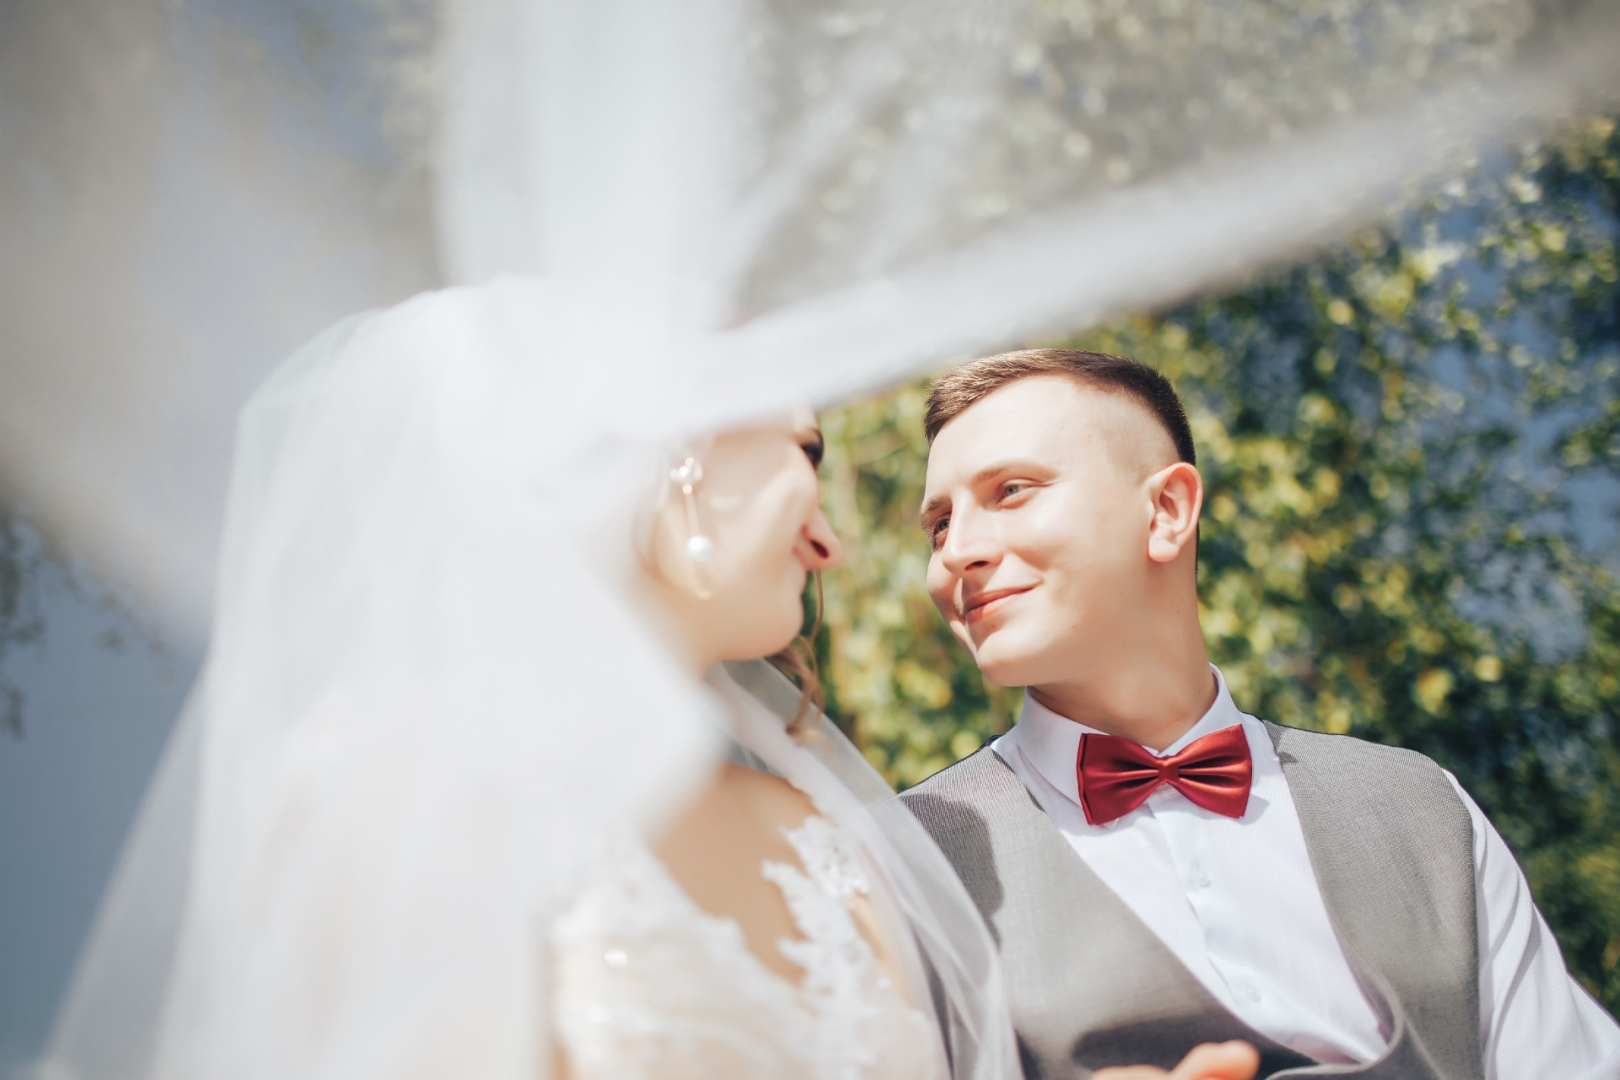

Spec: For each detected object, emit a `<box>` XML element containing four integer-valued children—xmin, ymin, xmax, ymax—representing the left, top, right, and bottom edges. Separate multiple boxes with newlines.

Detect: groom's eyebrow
<box><xmin>926</xmin><ymin>453</ymin><xmax>1062</xmax><ymax>527</ymax></box>
<box><xmin>918</xmin><ymin>459</ymin><xmax>1049</xmax><ymax>529</ymax></box>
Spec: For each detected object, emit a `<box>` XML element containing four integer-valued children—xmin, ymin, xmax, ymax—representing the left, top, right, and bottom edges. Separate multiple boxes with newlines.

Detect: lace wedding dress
<box><xmin>553</xmin><ymin>817</ymin><xmax>941</xmax><ymax>1080</ymax></box>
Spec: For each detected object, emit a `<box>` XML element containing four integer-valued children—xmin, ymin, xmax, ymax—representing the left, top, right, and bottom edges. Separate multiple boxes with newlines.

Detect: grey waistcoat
<box><xmin>900</xmin><ymin>723</ymin><xmax>1482</xmax><ymax>1080</ymax></box>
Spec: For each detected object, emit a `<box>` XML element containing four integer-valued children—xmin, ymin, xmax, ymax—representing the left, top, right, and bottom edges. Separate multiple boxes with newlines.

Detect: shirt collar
<box><xmin>1003</xmin><ymin>665</ymin><xmax>1254</xmax><ymax>811</ymax></box>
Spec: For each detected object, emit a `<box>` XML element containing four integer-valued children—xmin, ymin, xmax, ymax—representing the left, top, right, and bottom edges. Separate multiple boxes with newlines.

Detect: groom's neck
<box><xmin>1026</xmin><ymin>621</ymin><xmax>1216</xmax><ymax>751</ymax></box>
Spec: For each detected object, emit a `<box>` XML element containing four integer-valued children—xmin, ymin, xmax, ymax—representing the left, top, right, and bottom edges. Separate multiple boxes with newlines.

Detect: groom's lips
<box><xmin>963</xmin><ymin>585</ymin><xmax>1033</xmax><ymax>624</ymax></box>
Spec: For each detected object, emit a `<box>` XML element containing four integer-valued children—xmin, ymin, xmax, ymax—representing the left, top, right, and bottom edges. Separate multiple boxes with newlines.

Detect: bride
<box><xmin>550</xmin><ymin>398</ymin><xmax>943</xmax><ymax>1077</ymax></box>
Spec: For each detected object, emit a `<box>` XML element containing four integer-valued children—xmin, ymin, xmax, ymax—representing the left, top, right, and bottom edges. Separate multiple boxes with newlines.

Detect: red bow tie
<box><xmin>1076</xmin><ymin>724</ymin><xmax>1253</xmax><ymax>826</ymax></box>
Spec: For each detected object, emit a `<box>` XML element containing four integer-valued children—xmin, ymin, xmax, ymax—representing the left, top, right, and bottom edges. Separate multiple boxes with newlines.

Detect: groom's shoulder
<box><xmin>900</xmin><ymin>744</ymin><xmax>1022</xmax><ymax>805</ymax></box>
<box><xmin>894</xmin><ymin>747</ymin><xmax>1032</xmax><ymax>893</ymax></box>
<box><xmin>1262</xmin><ymin>719</ymin><xmax>1451</xmax><ymax>778</ymax></box>
<box><xmin>1260</xmin><ymin>720</ymin><xmax>1469</xmax><ymax>818</ymax></box>
<box><xmin>896</xmin><ymin>745</ymin><xmax>1038</xmax><ymax>843</ymax></box>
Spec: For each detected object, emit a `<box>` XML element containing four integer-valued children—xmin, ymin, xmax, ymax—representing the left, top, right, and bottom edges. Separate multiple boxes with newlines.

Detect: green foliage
<box><xmin>814</xmin><ymin>391</ymin><xmax>1023</xmax><ymax>789</ymax></box>
<box><xmin>817</xmin><ymin>114</ymin><xmax>1620</xmax><ymax>1012</ymax></box>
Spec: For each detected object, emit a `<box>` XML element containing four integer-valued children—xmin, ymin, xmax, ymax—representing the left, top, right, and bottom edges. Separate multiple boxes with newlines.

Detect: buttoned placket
<box><xmin>1139</xmin><ymin>777</ymin><xmax>1263</xmax><ymax>1014</ymax></box>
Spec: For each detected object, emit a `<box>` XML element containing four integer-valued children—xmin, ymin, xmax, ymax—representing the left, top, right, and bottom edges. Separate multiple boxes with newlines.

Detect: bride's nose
<box><xmin>799</xmin><ymin>507</ymin><xmax>843</xmax><ymax>571</ymax></box>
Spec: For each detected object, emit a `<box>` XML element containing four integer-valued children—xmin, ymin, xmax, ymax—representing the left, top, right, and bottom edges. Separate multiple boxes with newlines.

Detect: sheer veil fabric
<box><xmin>49</xmin><ymin>288</ymin><xmax>731</xmax><ymax>1080</ymax></box>
<box><xmin>44</xmin><ymin>277</ymin><xmax>1017</xmax><ymax>1079</ymax></box>
<box><xmin>31</xmin><ymin>0</ymin><xmax>1620</xmax><ymax>1078</ymax></box>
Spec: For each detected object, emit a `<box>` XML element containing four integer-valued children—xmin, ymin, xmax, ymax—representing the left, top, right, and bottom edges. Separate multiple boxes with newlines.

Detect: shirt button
<box><xmin>1245</xmin><ymin>985</ymin><xmax>1262</xmax><ymax>1003</ymax></box>
<box><xmin>1192</xmin><ymin>869</ymin><xmax>1211</xmax><ymax>889</ymax></box>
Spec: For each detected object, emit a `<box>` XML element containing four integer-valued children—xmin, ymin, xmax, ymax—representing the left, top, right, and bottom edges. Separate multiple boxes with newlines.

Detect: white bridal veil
<box><xmin>19</xmin><ymin>0</ymin><xmax>1620</xmax><ymax>1077</ymax></box>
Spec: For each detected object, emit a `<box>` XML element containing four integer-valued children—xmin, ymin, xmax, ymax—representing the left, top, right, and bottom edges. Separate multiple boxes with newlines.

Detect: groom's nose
<box><xmin>938</xmin><ymin>503</ymin><xmax>1000</xmax><ymax>580</ymax></box>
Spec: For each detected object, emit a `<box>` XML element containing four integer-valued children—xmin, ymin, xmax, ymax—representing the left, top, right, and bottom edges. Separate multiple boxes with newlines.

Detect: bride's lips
<box><xmin>962</xmin><ymin>585</ymin><xmax>1033</xmax><ymax>624</ymax></box>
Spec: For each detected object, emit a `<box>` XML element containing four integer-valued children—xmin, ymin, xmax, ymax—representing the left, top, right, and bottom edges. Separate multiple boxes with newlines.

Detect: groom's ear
<box><xmin>1145</xmin><ymin>462</ymin><xmax>1202</xmax><ymax>565</ymax></box>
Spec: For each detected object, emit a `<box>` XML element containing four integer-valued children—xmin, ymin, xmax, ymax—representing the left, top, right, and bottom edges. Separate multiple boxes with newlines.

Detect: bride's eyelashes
<box><xmin>800</xmin><ymin>432</ymin><xmax>825</xmax><ymax>470</ymax></box>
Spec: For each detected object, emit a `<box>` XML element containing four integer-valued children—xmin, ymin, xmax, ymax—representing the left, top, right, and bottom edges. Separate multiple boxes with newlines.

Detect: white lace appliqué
<box><xmin>764</xmin><ymin>816</ymin><xmax>888</xmax><ymax>1080</ymax></box>
<box><xmin>552</xmin><ymin>818</ymin><xmax>939</xmax><ymax>1080</ymax></box>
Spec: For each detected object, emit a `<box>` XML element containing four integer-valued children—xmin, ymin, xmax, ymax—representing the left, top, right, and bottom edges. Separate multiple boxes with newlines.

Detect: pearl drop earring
<box><xmin>670</xmin><ymin>456</ymin><xmax>714</xmax><ymax>598</ymax></box>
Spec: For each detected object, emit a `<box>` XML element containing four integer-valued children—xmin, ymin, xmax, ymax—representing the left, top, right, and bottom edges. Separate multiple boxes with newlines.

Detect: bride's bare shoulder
<box><xmin>654</xmin><ymin>762</ymin><xmax>817</xmax><ymax>858</ymax></box>
<box><xmin>649</xmin><ymin>762</ymin><xmax>819</xmax><ymax>982</ymax></box>
<box><xmin>718</xmin><ymin>760</ymin><xmax>817</xmax><ymax>826</ymax></box>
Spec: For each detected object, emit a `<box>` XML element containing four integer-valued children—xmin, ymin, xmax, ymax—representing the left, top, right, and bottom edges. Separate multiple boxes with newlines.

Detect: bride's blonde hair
<box><xmin>766</xmin><ymin>571</ymin><xmax>825</xmax><ymax>737</ymax></box>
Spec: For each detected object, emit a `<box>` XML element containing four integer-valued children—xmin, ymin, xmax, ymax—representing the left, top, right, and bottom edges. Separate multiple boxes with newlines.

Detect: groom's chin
<box><xmin>965</xmin><ymin>631</ymin><xmax>1042</xmax><ymax>689</ymax></box>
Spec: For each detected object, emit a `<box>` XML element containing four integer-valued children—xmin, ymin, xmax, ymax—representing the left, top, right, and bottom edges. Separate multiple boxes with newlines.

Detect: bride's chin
<box><xmin>730</xmin><ymin>606</ymin><xmax>807</xmax><ymax>664</ymax></box>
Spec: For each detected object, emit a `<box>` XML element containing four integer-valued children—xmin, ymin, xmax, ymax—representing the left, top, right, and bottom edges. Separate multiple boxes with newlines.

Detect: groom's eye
<box><xmin>930</xmin><ymin>517</ymin><xmax>950</xmax><ymax>549</ymax></box>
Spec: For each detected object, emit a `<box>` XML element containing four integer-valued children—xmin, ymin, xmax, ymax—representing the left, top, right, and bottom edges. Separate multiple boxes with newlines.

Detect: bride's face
<box><xmin>646</xmin><ymin>407</ymin><xmax>843</xmax><ymax>672</ymax></box>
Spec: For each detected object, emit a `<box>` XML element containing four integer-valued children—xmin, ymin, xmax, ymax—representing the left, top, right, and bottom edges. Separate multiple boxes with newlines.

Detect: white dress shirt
<box><xmin>993</xmin><ymin>666</ymin><xmax>1620</xmax><ymax>1078</ymax></box>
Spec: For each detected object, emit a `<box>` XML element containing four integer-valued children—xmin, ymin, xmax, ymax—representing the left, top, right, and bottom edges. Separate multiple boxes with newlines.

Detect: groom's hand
<box><xmin>1093</xmin><ymin>1041</ymin><xmax>1260</xmax><ymax>1080</ymax></box>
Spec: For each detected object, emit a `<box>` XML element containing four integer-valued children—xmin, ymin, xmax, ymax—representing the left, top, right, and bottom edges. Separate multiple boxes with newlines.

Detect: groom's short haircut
<box><xmin>922</xmin><ymin>348</ymin><xmax>1196</xmax><ymax>466</ymax></box>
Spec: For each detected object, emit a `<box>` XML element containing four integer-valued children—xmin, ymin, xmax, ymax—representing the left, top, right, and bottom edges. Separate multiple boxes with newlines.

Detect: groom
<box><xmin>899</xmin><ymin>349</ymin><xmax>1620</xmax><ymax>1078</ymax></box>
